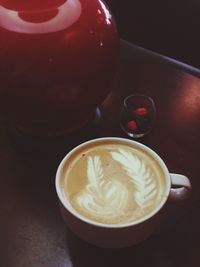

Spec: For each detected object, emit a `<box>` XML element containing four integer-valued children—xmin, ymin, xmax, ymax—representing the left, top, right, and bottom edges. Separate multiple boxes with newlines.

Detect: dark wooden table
<box><xmin>1</xmin><ymin>43</ymin><xmax>200</xmax><ymax>267</ymax></box>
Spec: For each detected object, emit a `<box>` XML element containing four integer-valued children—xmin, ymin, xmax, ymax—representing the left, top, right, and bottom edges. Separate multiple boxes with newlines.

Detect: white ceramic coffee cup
<box><xmin>55</xmin><ymin>137</ymin><xmax>192</xmax><ymax>248</ymax></box>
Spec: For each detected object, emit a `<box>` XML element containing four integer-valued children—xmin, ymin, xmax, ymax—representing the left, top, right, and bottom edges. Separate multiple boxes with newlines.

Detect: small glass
<box><xmin>120</xmin><ymin>94</ymin><xmax>156</xmax><ymax>138</ymax></box>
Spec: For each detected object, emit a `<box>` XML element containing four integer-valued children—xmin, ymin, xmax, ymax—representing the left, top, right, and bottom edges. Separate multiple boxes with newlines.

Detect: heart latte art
<box><xmin>61</xmin><ymin>141</ymin><xmax>166</xmax><ymax>225</ymax></box>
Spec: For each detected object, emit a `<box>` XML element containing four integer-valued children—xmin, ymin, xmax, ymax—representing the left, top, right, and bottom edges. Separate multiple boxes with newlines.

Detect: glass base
<box><xmin>123</xmin><ymin>130</ymin><xmax>151</xmax><ymax>139</ymax></box>
<box><xmin>120</xmin><ymin>123</ymin><xmax>151</xmax><ymax>139</ymax></box>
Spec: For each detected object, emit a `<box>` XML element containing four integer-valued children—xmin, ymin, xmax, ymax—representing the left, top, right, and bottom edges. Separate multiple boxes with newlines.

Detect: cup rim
<box><xmin>55</xmin><ymin>137</ymin><xmax>171</xmax><ymax>229</ymax></box>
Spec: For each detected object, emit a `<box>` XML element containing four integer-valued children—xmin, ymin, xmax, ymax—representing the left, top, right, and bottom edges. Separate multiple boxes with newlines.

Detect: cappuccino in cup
<box><xmin>56</xmin><ymin>137</ymin><xmax>191</xmax><ymax>247</ymax></box>
<box><xmin>60</xmin><ymin>140</ymin><xmax>167</xmax><ymax>225</ymax></box>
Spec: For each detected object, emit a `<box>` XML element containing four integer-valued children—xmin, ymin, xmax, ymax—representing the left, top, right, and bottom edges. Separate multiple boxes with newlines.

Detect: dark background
<box><xmin>106</xmin><ymin>0</ymin><xmax>200</xmax><ymax>68</ymax></box>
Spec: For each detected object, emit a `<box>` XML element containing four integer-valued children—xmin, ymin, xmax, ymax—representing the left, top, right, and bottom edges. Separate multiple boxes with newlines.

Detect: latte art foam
<box><xmin>74</xmin><ymin>156</ymin><xmax>134</xmax><ymax>224</ymax></box>
<box><xmin>61</xmin><ymin>141</ymin><xmax>166</xmax><ymax>225</ymax></box>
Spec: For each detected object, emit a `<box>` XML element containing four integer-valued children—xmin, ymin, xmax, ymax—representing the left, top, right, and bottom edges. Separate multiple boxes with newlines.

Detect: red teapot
<box><xmin>0</xmin><ymin>0</ymin><xmax>119</xmax><ymax>136</ymax></box>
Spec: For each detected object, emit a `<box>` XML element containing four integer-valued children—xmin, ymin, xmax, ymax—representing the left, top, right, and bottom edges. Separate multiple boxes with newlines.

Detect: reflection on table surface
<box><xmin>0</xmin><ymin>55</ymin><xmax>200</xmax><ymax>267</ymax></box>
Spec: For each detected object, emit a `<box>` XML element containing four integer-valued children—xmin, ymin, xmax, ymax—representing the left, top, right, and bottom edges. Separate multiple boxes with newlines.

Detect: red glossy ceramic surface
<box><xmin>0</xmin><ymin>0</ymin><xmax>119</xmax><ymax>135</ymax></box>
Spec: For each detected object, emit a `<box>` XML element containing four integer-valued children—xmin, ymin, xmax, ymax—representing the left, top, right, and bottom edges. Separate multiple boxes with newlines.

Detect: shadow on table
<box><xmin>6</xmin><ymin>108</ymin><xmax>103</xmax><ymax>163</ymax></box>
<box><xmin>66</xmin><ymin>228</ymin><xmax>176</xmax><ymax>267</ymax></box>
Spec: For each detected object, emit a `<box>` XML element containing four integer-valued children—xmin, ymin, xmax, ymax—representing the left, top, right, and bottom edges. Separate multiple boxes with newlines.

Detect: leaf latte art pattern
<box><xmin>111</xmin><ymin>149</ymin><xmax>157</xmax><ymax>211</ymax></box>
<box><xmin>69</xmin><ymin>146</ymin><xmax>160</xmax><ymax>224</ymax></box>
<box><xmin>74</xmin><ymin>156</ymin><xmax>131</xmax><ymax>223</ymax></box>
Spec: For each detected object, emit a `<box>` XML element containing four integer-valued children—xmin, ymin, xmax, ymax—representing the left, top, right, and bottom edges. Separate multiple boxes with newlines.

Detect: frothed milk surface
<box><xmin>61</xmin><ymin>140</ymin><xmax>167</xmax><ymax>225</ymax></box>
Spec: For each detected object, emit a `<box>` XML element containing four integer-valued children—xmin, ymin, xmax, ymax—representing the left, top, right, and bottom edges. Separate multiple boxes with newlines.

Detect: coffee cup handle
<box><xmin>169</xmin><ymin>174</ymin><xmax>192</xmax><ymax>201</ymax></box>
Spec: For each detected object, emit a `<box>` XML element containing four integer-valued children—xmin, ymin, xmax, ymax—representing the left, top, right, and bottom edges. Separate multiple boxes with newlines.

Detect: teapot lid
<box><xmin>1</xmin><ymin>0</ymin><xmax>66</xmax><ymax>11</ymax></box>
